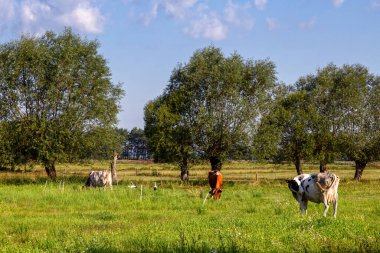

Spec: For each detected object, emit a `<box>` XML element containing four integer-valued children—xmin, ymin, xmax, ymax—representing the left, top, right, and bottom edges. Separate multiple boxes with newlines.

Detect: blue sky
<box><xmin>1</xmin><ymin>0</ymin><xmax>379</xmax><ymax>130</ymax></box>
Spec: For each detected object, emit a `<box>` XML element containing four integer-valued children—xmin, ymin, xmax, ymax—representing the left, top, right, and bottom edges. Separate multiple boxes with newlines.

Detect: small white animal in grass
<box><xmin>128</xmin><ymin>182</ymin><xmax>137</xmax><ymax>189</ymax></box>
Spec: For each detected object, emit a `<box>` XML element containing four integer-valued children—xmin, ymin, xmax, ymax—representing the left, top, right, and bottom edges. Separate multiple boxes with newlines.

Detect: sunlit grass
<box><xmin>0</xmin><ymin>175</ymin><xmax>379</xmax><ymax>252</ymax></box>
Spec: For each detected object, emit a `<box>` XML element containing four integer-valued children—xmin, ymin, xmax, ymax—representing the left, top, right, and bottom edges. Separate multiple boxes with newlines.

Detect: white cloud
<box><xmin>184</xmin><ymin>13</ymin><xmax>228</xmax><ymax>40</ymax></box>
<box><xmin>134</xmin><ymin>0</ymin><xmax>255</xmax><ymax>40</ymax></box>
<box><xmin>332</xmin><ymin>0</ymin><xmax>344</xmax><ymax>7</ymax></box>
<box><xmin>254</xmin><ymin>0</ymin><xmax>267</xmax><ymax>10</ymax></box>
<box><xmin>299</xmin><ymin>17</ymin><xmax>316</xmax><ymax>30</ymax></box>
<box><xmin>140</xmin><ymin>2</ymin><xmax>159</xmax><ymax>25</ymax></box>
<box><xmin>224</xmin><ymin>1</ymin><xmax>255</xmax><ymax>30</ymax></box>
<box><xmin>22</xmin><ymin>0</ymin><xmax>51</xmax><ymax>23</ymax></box>
<box><xmin>162</xmin><ymin>0</ymin><xmax>198</xmax><ymax>19</ymax></box>
<box><xmin>140</xmin><ymin>0</ymin><xmax>198</xmax><ymax>24</ymax></box>
<box><xmin>1</xmin><ymin>0</ymin><xmax>105</xmax><ymax>36</ymax></box>
<box><xmin>20</xmin><ymin>0</ymin><xmax>53</xmax><ymax>35</ymax></box>
<box><xmin>266</xmin><ymin>17</ymin><xmax>278</xmax><ymax>31</ymax></box>
<box><xmin>58</xmin><ymin>2</ymin><xmax>105</xmax><ymax>33</ymax></box>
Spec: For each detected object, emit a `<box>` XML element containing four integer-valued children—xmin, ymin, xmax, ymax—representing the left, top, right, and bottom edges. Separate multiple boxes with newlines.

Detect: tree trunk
<box><xmin>44</xmin><ymin>161</ymin><xmax>57</xmax><ymax>179</ymax></box>
<box><xmin>210</xmin><ymin>156</ymin><xmax>222</xmax><ymax>171</ymax></box>
<box><xmin>294</xmin><ymin>158</ymin><xmax>303</xmax><ymax>175</ymax></box>
<box><xmin>180</xmin><ymin>156</ymin><xmax>189</xmax><ymax>181</ymax></box>
<box><xmin>319</xmin><ymin>161</ymin><xmax>327</xmax><ymax>173</ymax></box>
<box><xmin>110</xmin><ymin>152</ymin><xmax>118</xmax><ymax>185</ymax></box>
<box><xmin>354</xmin><ymin>160</ymin><xmax>367</xmax><ymax>181</ymax></box>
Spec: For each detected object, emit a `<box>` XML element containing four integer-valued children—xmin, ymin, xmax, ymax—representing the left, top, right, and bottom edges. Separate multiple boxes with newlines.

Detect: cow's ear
<box><xmin>285</xmin><ymin>180</ymin><xmax>291</xmax><ymax>183</ymax></box>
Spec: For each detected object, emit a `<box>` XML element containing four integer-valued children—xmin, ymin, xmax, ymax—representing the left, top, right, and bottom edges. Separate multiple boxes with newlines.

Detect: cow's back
<box><xmin>87</xmin><ymin>170</ymin><xmax>111</xmax><ymax>187</ymax></box>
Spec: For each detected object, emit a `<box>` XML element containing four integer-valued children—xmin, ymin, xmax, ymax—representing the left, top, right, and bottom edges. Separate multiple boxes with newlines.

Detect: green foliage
<box><xmin>144</xmin><ymin>96</ymin><xmax>188</xmax><ymax>163</ymax></box>
<box><xmin>126</xmin><ymin>127</ymin><xmax>149</xmax><ymax>159</ymax></box>
<box><xmin>297</xmin><ymin>64</ymin><xmax>380</xmax><ymax>166</ymax></box>
<box><xmin>145</xmin><ymin>46</ymin><xmax>277</xmax><ymax>165</ymax></box>
<box><xmin>256</xmin><ymin>89</ymin><xmax>318</xmax><ymax>173</ymax></box>
<box><xmin>332</xmin><ymin>65</ymin><xmax>380</xmax><ymax>163</ymax></box>
<box><xmin>258</xmin><ymin>63</ymin><xmax>380</xmax><ymax>177</ymax></box>
<box><xmin>0</xmin><ymin>28</ymin><xmax>124</xmax><ymax>174</ymax></box>
<box><xmin>80</xmin><ymin>127</ymin><xmax>125</xmax><ymax>160</ymax></box>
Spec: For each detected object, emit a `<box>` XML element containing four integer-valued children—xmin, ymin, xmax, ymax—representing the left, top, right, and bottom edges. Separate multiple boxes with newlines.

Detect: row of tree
<box><xmin>0</xmin><ymin>29</ymin><xmax>378</xmax><ymax>180</ymax></box>
<box><xmin>120</xmin><ymin>127</ymin><xmax>150</xmax><ymax>160</ymax></box>
<box><xmin>144</xmin><ymin>46</ymin><xmax>380</xmax><ymax>180</ymax></box>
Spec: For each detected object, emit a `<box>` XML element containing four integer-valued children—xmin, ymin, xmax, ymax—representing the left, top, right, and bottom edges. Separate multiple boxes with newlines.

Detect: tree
<box><xmin>261</xmin><ymin>90</ymin><xmax>318</xmax><ymax>175</ymax></box>
<box><xmin>296</xmin><ymin>65</ymin><xmax>341</xmax><ymax>172</ymax></box>
<box><xmin>125</xmin><ymin>127</ymin><xmax>149</xmax><ymax>160</ymax></box>
<box><xmin>145</xmin><ymin>46</ymin><xmax>277</xmax><ymax>172</ymax></box>
<box><xmin>332</xmin><ymin>65</ymin><xmax>380</xmax><ymax>180</ymax></box>
<box><xmin>253</xmin><ymin>84</ymin><xmax>290</xmax><ymax>162</ymax></box>
<box><xmin>0</xmin><ymin>28</ymin><xmax>124</xmax><ymax>178</ymax></box>
<box><xmin>144</xmin><ymin>95</ymin><xmax>192</xmax><ymax>180</ymax></box>
<box><xmin>296</xmin><ymin>64</ymin><xmax>380</xmax><ymax>179</ymax></box>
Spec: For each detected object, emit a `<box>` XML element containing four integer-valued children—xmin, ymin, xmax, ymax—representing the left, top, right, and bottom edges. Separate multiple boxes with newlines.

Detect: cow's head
<box><xmin>286</xmin><ymin>179</ymin><xmax>300</xmax><ymax>193</ymax></box>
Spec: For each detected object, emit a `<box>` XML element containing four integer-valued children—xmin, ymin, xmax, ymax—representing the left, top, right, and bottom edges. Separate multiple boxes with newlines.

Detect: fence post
<box><xmin>140</xmin><ymin>185</ymin><xmax>143</xmax><ymax>201</ymax></box>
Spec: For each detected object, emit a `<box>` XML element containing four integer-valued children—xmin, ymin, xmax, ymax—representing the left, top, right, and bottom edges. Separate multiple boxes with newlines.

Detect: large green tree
<box><xmin>257</xmin><ymin>90</ymin><xmax>318</xmax><ymax>175</ymax></box>
<box><xmin>0</xmin><ymin>28</ymin><xmax>124</xmax><ymax>178</ymax></box>
<box><xmin>289</xmin><ymin>64</ymin><xmax>379</xmax><ymax>179</ymax></box>
<box><xmin>144</xmin><ymin>94</ymin><xmax>192</xmax><ymax>180</ymax></box>
<box><xmin>145</xmin><ymin>46</ymin><xmax>277</xmax><ymax>171</ymax></box>
<box><xmin>296</xmin><ymin>65</ymin><xmax>341</xmax><ymax>172</ymax></box>
<box><xmin>332</xmin><ymin>65</ymin><xmax>380</xmax><ymax>180</ymax></box>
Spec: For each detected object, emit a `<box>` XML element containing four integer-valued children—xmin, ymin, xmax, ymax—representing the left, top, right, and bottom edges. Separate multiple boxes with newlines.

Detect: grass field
<box><xmin>0</xmin><ymin>161</ymin><xmax>379</xmax><ymax>252</ymax></box>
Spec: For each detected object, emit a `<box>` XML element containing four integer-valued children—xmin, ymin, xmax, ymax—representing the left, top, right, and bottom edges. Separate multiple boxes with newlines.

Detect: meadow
<box><xmin>0</xmin><ymin>161</ymin><xmax>379</xmax><ymax>252</ymax></box>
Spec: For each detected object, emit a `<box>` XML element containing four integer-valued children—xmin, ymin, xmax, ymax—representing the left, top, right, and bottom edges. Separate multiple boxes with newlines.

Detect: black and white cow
<box><xmin>83</xmin><ymin>170</ymin><xmax>113</xmax><ymax>191</ymax></box>
<box><xmin>286</xmin><ymin>172</ymin><xmax>340</xmax><ymax>218</ymax></box>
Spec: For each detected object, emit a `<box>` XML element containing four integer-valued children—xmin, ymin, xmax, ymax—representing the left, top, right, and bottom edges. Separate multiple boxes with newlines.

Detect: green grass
<box><xmin>0</xmin><ymin>173</ymin><xmax>379</xmax><ymax>252</ymax></box>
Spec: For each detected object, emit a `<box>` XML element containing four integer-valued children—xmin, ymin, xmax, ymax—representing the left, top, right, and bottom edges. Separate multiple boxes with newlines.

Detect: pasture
<box><xmin>0</xmin><ymin>161</ymin><xmax>379</xmax><ymax>252</ymax></box>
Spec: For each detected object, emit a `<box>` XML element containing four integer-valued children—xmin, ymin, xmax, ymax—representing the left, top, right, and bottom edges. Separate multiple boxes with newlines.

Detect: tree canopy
<box><xmin>257</xmin><ymin>63</ymin><xmax>380</xmax><ymax>179</ymax></box>
<box><xmin>0</xmin><ymin>28</ymin><xmax>124</xmax><ymax>177</ymax></box>
<box><xmin>145</xmin><ymin>46</ymin><xmax>277</xmax><ymax>174</ymax></box>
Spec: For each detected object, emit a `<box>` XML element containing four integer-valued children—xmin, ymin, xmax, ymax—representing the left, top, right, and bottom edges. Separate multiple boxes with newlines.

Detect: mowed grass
<box><xmin>0</xmin><ymin>163</ymin><xmax>379</xmax><ymax>253</ymax></box>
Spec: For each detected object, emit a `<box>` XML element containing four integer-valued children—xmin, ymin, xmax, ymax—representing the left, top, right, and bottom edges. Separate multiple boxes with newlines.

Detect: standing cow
<box><xmin>286</xmin><ymin>172</ymin><xmax>340</xmax><ymax>217</ymax></box>
<box><xmin>83</xmin><ymin>170</ymin><xmax>113</xmax><ymax>191</ymax></box>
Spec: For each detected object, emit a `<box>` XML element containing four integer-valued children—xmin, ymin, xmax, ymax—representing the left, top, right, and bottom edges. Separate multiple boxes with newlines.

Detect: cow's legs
<box><xmin>323</xmin><ymin>199</ymin><xmax>330</xmax><ymax>217</ymax></box>
<box><xmin>333</xmin><ymin>194</ymin><xmax>338</xmax><ymax>218</ymax></box>
<box><xmin>300</xmin><ymin>200</ymin><xmax>308</xmax><ymax>215</ymax></box>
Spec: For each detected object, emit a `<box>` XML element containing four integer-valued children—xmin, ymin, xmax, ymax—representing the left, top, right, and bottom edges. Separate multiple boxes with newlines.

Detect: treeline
<box><xmin>144</xmin><ymin>46</ymin><xmax>380</xmax><ymax>181</ymax></box>
<box><xmin>0</xmin><ymin>30</ymin><xmax>378</xmax><ymax>180</ymax></box>
<box><xmin>120</xmin><ymin>127</ymin><xmax>150</xmax><ymax>160</ymax></box>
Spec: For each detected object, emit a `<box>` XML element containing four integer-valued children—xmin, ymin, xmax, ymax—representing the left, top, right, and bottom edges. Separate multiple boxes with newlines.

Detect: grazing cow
<box><xmin>286</xmin><ymin>172</ymin><xmax>340</xmax><ymax>218</ymax></box>
<box><xmin>208</xmin><ymin>156</ymin><xmax>223</xmax><ymax>200</ymax></box>
<box><xmin>83</xmin><ymin>170</ymin><xmax>113</xmax><ymax>191</ymax></box>
<box><xmin>208</xmin><ymin>170</ymin><xmax>223</xmax><ymax>200</ymax></box>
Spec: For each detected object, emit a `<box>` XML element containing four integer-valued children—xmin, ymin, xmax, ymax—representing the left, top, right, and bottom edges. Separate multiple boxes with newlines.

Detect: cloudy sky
<box><xmin>1</xmin><ymin>0</ymin><xmax>379</xmax><ymax>129</ymax></box>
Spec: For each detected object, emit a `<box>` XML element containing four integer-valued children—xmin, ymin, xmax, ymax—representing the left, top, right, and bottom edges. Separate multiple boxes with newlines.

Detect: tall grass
<box><xmin>0</xmin><ymin>178</ymin><xmax>379</xmax><ymax>252</ymax></box>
